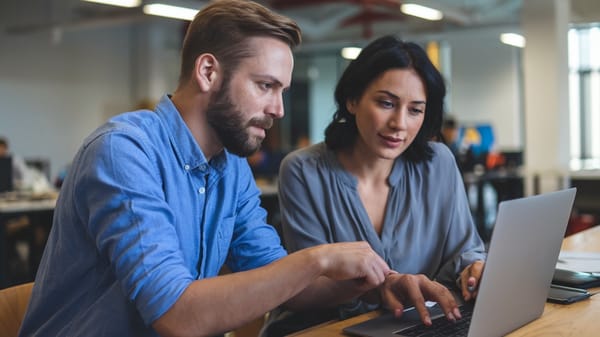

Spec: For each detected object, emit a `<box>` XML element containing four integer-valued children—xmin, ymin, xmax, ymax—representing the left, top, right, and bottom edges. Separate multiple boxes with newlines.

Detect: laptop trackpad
<box><xmin>343</xmin><ymin>303</ymin><xmax>445</xmax><ymax>337</ymax></box>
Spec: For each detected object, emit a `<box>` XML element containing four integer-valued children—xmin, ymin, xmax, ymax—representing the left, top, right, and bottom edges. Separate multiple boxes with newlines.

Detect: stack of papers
<box><xmin>556</xmin><ymin>251</ymin><xmax>600</xmax><ymax>273</ymax></box>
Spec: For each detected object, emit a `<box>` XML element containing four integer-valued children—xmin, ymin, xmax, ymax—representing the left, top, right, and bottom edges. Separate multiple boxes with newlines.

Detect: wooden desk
<box><xmin>290</xmin><ymin>225</ymin><xmax>600</xmax><ymax>337</ymax></box>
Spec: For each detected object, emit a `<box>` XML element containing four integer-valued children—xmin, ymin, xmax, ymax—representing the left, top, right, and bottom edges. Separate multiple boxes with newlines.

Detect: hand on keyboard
<box><xmin>379</xmin><ymin>272</ymin><xmax>462</xmax><ymax>326</ymax></box>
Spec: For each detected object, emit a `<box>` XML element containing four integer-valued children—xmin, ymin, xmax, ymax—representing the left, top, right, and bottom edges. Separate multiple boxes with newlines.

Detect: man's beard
<box><xmin>206</xmin><ymin>81</ymin><xmax>273</xmax><ymax>157</ymax></box>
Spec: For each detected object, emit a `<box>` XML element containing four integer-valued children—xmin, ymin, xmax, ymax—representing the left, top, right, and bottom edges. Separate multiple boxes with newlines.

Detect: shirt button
<box><xmin>198</xmin><ymin>187</ymin><xmax>205</xmax><ymax>194</ymax></box>
<box><xmin>184</xmin><ymin>164</ymin><xmax>191</xmax><ymax>171</ymax></box>
<box><xmin>200</xmin><ymin>164</ymin><xmax>207</xmax><ymax>171</ymax></box>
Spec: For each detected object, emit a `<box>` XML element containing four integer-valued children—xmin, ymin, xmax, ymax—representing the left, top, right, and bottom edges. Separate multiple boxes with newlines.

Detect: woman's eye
<box><xmin>379</xmin><ymin>100</ymin><xmax>394</xmax><ymax>108</ymax></box>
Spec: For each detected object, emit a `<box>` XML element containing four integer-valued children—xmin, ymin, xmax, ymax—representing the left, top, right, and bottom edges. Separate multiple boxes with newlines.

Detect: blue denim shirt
<box><xmin>19</xmin><ymin>95</ymin><xmax>286</xmax><ymax>337</ymax></box>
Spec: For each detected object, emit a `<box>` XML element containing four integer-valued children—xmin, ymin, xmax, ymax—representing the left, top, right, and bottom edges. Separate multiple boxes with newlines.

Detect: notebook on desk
<box><xmin>344</xmin><ymin>188</ymin><xmax>577</xmax><ymax>337</ymax></box>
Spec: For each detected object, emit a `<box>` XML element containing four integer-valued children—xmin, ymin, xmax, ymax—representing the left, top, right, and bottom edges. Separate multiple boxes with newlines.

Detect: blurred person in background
<box><xmin>0</xmin><ymin>136</ymin><xmax>29</xmax><ymax>190</ymax></box>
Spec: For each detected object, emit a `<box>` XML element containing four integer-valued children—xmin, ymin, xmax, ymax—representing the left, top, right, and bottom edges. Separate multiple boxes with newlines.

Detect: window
<box><xmin>569</xmin><ymin>26</ymin><xmax>600</xmax><ymax>170</ymax></box>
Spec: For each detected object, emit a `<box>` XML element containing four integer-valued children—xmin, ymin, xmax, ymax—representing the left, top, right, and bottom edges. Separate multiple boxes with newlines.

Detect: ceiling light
<box><xmin>341</xmin><ymin>47</ymin><xmax>362</xmax><ymax>60</ymax></box>
<box><xmin>500</xmin><ymin>33</ymin><xmax>526</xmax><ymax>48</ymax></box>
<box><xmin>82</xmin><ymin>0</ymin><xmax>141</xmax><ymax>8</ymax></box>
<box><xmin>143</xmin><ymin>3</ymin><xmax>198</xmax><ymax>21</ymax></box>
<box><xmin>400</xmin><ymin>4</ymin><xmax>443</xmax><ymax>21</ymax></box>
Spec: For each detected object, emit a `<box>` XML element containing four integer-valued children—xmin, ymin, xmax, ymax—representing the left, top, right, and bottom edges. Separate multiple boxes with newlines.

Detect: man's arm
<box><xmin>153</xmin><ymin>241</ymin><xmax>390</xmax><ymax>337</ymax></box>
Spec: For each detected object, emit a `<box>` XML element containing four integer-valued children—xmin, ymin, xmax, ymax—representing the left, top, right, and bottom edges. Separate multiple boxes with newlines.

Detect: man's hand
<box><xmin>311</xmin><ymin>241</ymin><xmax>391</xmax><ymax>291</ymax></box>
<box><xmin>379</xmin><ymin>273</ymin><xmax>461</xmax><ymax>326</ymax></box>
<box><xmin>458</xmin><ymin>260</ymin><xmax>485</xmax><ymax>301</ymax></box>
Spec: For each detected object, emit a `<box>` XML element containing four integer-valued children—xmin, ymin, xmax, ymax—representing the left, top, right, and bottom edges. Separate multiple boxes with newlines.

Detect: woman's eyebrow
<box><xmin>376</xmin><ymin>90</ymin><xmax>426</xmax><ymax>105</ymax></box>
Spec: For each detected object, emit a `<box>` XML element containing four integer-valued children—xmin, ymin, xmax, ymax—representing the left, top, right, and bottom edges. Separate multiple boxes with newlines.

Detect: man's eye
<box><xmin>260</xmin><ymin>82</ymin><xmax>273</xmax><ymax>90</ymax></box>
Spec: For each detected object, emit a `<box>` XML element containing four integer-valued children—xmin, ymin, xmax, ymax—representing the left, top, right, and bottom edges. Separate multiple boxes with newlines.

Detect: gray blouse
<box><xmin>260</xmin><ymin>142</ymin><xmax>487</xmax><ymax>335</ymax></box>
<box><xmin>279</xmin><ymin>142</ymin><xmax>486</xmax><ymax>308</ymax></box>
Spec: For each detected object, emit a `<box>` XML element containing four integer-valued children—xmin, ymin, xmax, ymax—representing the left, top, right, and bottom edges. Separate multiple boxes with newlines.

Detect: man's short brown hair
<box><xmin>178</xmin><ymin>0</ymin><xmax>302</xmax><ymax>85</ymax></box>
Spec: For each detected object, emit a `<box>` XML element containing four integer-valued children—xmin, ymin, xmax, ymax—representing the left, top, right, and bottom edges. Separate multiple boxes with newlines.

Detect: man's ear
<box><xmin>193</xmin><ymin>53</ymin><xmax>220</xmax><ymax>92</ymax></box>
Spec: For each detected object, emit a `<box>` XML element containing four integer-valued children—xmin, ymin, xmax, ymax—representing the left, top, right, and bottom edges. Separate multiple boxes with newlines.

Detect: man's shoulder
<box><xmin>83</xmin><ymin>110</ymin><xmax>162</xmax><ymax>147</ymax></box>
<box><xmin>108</xmin><ymin>109</ymin><xmax>162</xmax><ymax>132</ymax></box>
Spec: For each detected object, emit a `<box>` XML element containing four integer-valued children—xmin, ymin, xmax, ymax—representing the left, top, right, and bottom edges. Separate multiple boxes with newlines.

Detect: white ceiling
<box><xmin>1</xmin><ymin>0</ymin><xmax>600</xmax><ymax>44</ymax></box>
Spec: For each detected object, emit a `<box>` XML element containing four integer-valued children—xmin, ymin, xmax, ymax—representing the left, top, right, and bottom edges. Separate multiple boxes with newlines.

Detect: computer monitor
<box><xmin>457</xmin><ymin>124</ymin><xmax>495</xmax><ymax>157</ymax></box>
<box><xmin>453</xmin><ymin>124</ymin><xmax>495</xmax><ymax>172</ymax></box>
<box><xmin>501</xmin><ymin>150</ymin><xmax>524</xmax><ymax>169</ymax></box>
<box><xmin>0</xmin><ymin>156</ymin><xmax>13</xmax><ymax>192</ymax></box>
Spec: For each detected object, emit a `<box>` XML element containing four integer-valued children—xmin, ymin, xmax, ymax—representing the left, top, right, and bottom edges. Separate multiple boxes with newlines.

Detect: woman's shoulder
<box><xmin>428</xmin><ymin>141</ymin><xmax>457</xmax><ymax>165</ymax></box>
<box><xmin>281</xmin><ymin>142</ymin><xmax>329</xmax><ymax>170</ymax></box>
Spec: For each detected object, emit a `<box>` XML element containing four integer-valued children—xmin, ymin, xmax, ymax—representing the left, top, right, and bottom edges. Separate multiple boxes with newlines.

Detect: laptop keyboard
<box><xmin>394</xmin><ymin>307</ymin><xmax>473</xmax><ymax>337</ymax></box>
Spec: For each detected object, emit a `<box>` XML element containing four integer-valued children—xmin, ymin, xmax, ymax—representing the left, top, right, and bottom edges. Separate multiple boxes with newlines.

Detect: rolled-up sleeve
<box><xmin>76</xmin><ymin>128</ymin><xmax>194</xmax><ymax>325</ymax></box>
<box><xmin>226</xmin><ymin>161</ymin><xmax>287</xmax><ymax>272</ymax></box>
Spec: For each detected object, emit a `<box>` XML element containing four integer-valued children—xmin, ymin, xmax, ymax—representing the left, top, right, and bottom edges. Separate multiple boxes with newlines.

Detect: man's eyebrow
<box><xmin>255</xmin><ymin>74</ymin><xmax>292</xmax><ymax>92</ymax></box>
<box><xmin>255</xmin><ymin>74</ymin><xmax>284</xmax><ymax>87</ymax></box>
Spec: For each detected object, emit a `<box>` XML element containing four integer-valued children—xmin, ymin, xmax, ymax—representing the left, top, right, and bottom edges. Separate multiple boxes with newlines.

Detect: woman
<box><xmin>263</xmin><ymin>35</ymin><xmax>486</xmax><ymax>336</ymax></box>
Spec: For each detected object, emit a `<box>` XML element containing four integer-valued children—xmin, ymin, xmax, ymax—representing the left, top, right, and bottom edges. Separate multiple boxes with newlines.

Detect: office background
<box><xmin>0</xmin><ymin>0</ymin><xmax>599</xmax><ymax>192</ymax></box>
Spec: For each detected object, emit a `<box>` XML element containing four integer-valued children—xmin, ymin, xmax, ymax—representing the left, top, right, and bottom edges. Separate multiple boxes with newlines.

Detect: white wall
<box><xmin>0</xmin><ymin>19</ymin><xmax>182</xmax><ymax>180</ymax></box>
<box><xmin>0</xmin><ymin>27</ymin><xmax>133</xmax><ymax>179</ymax></box>
<box><xmin>307</xmin><ymin>55</ymin><xmax>339</xmax><ymax>144</ymax></box>
<box><xmin>447</xmin><ymin>28</ymin><xmax>523</xmax><ymax>151</ymax></box>
<box><xmin>0</xmin><ymin>17</ymin><xmax>523</xmax><ymax>181</ymax></box>
<box><xmin>522</xmin><ymin>0</ymin><xmax>571</xmax><ymax>194</ymax></box>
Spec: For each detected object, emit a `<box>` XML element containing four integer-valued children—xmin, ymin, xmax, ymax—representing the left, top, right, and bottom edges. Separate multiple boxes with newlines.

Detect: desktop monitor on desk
<box><xmin>457</xmin><ymin>124</ymin><xmax>495</xmax><ymax>157</ymax></box>
<box><xmin>500</xmin><ymin>150</ymin><xmax>523</xmax><ymax>170</ymax></box>
<box><xmin>0</xmin><ymin>157</ymin><xmax>13</xmax><ymax>193</ymax></box>
<box><xmin>453</xmin><ymin>124</ymin><xmax>495</xmax><ymax>172</ymax></box>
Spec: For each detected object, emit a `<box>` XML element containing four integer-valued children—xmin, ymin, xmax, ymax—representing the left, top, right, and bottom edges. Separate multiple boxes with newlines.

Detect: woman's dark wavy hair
<box><xmin>324</xmin><ymin>35</ymin><xmax>445</xmax><ymax>163</ymax></box>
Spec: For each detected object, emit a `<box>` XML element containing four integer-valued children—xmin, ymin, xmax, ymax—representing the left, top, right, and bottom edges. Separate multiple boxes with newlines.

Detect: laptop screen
<box><xmin>343</xmin><ymin>188</ymin><xmax>577</xmax><ymax>337</ymax></box>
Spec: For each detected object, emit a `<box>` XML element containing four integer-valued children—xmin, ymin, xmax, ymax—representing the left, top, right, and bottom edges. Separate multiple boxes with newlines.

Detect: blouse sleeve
<box><xmin>431</xmin><ymin>143</ymin><xmax>487</xmax><ymax>285</ymax></box>
<box><xmin>277</xmin><ymin>149</ymin><xmax>331</xmax><ymax>252</ymax></box>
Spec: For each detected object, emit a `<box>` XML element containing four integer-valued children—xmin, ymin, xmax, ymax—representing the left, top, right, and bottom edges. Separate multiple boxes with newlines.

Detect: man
<box><xmin>19</xmin><ymin>1</ymin><xmax>394</xmax><ymax>336</ymax></box>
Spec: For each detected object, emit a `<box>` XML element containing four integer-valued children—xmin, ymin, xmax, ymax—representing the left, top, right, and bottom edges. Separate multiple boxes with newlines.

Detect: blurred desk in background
<box><xmin>463</xmin><ymin>169</ymin><xmax>524</xmax><ymax>242</ymax></box>
<box><xmin>0</xmin><ymin>193</ymin><xmax>57</xmax><ymax>289</ymax></box>
<box><xmin>570</xmin><ymin>173</ymin><xmax>600</xmax><ymax>218</ymax></box>
<box><xmin>257</xmin><ymin>181</ymin><xmax>278</xmax><ymax>197</ymax></box>
<box><xmin>257</xmin><ymin>180</ymin><xmax>282</xmax><ymax>241</ymax></box>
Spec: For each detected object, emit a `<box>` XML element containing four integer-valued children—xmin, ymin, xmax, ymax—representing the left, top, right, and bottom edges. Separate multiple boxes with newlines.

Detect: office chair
<box><xmin>0</xmin><ymin>282</ymin><xmax>33</xmax><ymax>337</ymax></box>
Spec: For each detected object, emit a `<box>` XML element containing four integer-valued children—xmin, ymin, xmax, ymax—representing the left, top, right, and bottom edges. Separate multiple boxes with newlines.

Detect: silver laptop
<box><xmin>344</xmin><ymin>188</ymin><xmax>577</xmax><ymax>337</ymax></box>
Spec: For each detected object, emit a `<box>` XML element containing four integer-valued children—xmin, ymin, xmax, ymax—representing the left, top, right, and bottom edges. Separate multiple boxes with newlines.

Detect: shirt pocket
<box><xmin>217</xmin><ymin>216</ymin><xmax>235</xmax><ymax>265</ymax></box>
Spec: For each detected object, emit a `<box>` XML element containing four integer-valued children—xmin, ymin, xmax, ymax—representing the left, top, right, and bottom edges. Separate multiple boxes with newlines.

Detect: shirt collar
<box><xmin>154</xmin><ymin>94</ymin><xmax>228</xmax><ymax>173</ymax></box>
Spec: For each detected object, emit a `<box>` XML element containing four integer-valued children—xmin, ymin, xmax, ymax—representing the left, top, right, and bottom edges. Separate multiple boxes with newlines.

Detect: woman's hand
<box><xmin>458</xmin><ymin>260</ymin><xmax>485</xmax><ymax>301</ymax></box>
<box><xmin>379</xmin><ymin>272</ymin><xmax>461</xmax><ymax>326</ymax></box>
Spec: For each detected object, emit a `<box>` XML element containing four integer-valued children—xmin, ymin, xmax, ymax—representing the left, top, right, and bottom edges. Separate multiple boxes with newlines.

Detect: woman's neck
<box><xmin>336</xmin><ymin>144</ymin><xmax>394</xmax><ymax>185</ymax></box>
